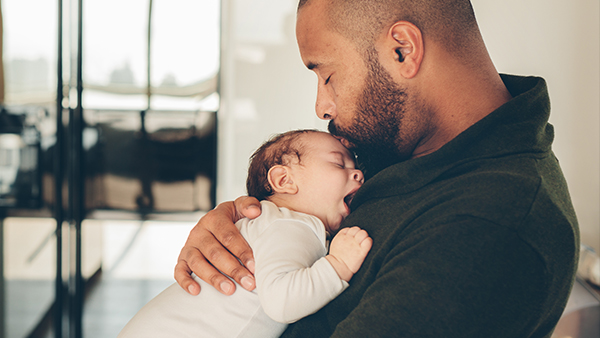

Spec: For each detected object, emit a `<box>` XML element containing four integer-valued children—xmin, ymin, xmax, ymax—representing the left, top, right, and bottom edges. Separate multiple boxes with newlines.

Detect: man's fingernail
<box><xmin>247</xmin><ymin>260</ymin><xmax>255</xmax><ymax>273</ymax></box>
<box><xmin>188</xmin><ymin>285</ymin><xmax>195</xmax><ymax>294</ymax></box>
<box><xmin>220</xmin><ymin>281</ymin><xmax>233</xmax><ymax>294</ymax></box>
<box><xmin>241</xmin><ymin>276</ymin><xmax>254</xmax><ymax>289</ymax></box>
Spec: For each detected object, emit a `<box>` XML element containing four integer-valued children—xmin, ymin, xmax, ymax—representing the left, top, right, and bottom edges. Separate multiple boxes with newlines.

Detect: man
<box><xmin>175</xmin><ymin>0</ymin><xmax>579</xmax><ymax>337</ymax></box>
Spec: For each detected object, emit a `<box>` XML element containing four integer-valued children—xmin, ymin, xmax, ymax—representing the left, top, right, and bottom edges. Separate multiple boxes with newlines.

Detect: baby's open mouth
<box><xmin>344</xmin><ymin>191</ymin><xmax>357</xmax><ymax>209</ymax></box>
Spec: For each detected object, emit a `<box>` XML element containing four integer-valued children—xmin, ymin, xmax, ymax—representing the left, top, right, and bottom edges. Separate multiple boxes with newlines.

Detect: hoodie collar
<box><xmin>351</xmin><ymin>74</ymin><xmax>552</xmax><ymax>208</ymax></box>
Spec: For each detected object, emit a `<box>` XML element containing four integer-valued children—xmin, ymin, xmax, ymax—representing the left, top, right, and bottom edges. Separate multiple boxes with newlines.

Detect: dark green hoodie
<box><xmin>282</xmin><ymin>75</ymin><xmax>579</xmax><ymax>338</ymax></box>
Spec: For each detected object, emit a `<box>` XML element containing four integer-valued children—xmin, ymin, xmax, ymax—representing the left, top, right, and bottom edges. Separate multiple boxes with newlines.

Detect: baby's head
<box><xmin>247</xmin><ymin>130</ymin><xmax>364</xmax><ymax>232</ymax></box>
<box><xmin>247</xmin><ymin>129</ymin><xmax>316</xmax><ymax>201</ymax></box>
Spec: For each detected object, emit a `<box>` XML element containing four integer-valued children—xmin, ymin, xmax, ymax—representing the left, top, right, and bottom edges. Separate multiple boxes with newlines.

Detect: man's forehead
<box><xmin>296</xmin><ymin>21</ymin><xmax>339</xmax><ymax>70</ymax></box>
<box><xmin>297</xmin><ymin>4</ymin><xmax>361</xmax><ymax>63</ymax></box>
<box><xmin>295</xmin><ymin>0</ymin><xmax>330</xmax><ymax>45</ymax></box>
<box><xmin>296</xmin><ymin>25</ymin><xmax>327</xmax><ymax>70</ymax></box>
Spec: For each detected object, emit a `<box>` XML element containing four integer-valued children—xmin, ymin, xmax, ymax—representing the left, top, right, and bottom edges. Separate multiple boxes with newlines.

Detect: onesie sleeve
<box><xmin>253</xmin><ymin>218</ymin><xmax>349</xmax><ymax>324</ymax></box>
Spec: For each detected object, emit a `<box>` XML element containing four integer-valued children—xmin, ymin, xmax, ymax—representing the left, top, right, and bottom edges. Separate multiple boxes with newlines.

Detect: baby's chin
<box><xmin>321</xmin><ymin>214</ymin><xmax>346</xmax><ymax>236</ymax></box>
<box><xmin>326</xmin><ymin>217</ymin><xmax>345</xmax><ymax>234</ymax></box>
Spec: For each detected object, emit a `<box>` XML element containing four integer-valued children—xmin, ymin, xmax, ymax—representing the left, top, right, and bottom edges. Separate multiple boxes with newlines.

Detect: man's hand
<box><xmin>174</xmin><ymin>196</ymin><xmax>262</xmax><ymax>295</ymax></box>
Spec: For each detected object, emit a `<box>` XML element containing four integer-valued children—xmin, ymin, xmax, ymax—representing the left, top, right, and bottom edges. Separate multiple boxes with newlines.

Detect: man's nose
<box><xmin>315</xmin><ymin>84</ymin><xmax>336</xmax><ymax>120</ymax></box>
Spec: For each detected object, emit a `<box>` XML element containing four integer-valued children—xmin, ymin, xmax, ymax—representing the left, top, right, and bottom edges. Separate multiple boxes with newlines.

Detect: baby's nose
<box><xmin>352</xmin><ymin>169</ymin><xmax>364</xmax><ymax>183</ymax></box>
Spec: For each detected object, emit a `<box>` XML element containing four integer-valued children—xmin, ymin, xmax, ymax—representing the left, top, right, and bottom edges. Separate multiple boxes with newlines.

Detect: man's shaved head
<box><xmin>298</xmin><ymin>0</ymin><xmax>480</xmax><ymax>58</ymax></box>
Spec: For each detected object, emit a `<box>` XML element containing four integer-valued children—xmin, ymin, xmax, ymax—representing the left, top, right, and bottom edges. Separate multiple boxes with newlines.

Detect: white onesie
<box><xmin>118</xmin><ymin>200</ymin><xmax>348</xmax><ymax>338</ymax></box>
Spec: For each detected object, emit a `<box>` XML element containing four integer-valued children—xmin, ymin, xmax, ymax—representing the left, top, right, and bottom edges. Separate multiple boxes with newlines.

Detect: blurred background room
<box><xmin>0</xmin><ymin>0</ymin><xmax>597</xmax><ymax>337</ymax></box>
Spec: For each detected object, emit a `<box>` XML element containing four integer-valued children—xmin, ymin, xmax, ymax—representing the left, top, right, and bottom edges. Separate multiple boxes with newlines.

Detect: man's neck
<box><xmin>411</xmin><ymin>47</ymin><xmax>512</xmax><ymax>158</ymax></box>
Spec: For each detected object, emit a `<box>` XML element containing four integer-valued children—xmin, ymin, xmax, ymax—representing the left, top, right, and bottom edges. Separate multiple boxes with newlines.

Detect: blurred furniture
<box><xmin>553</xmin><ymin>277</ymin><xmax>600</xmax><ymax>338</ymax></box>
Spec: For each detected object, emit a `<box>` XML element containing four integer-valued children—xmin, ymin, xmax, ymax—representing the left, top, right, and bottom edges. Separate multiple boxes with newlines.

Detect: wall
<box><xmin>472</xmin><ymin>0</ymin><xmax>600</xmax><ymax>252</ymax></box>
<box><xmin>218</xmin><ymin>0</ymin><xmax>600</xmax><ymax>252</ymax></box>
<box><xmin>217</xmin><ymin>0</ymin><xmax>326</xmax><ymax>202</ymax></box>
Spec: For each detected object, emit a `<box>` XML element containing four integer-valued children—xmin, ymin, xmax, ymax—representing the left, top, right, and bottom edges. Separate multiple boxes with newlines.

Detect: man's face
<box><xmin>328</xmin><ymin>52</ymin><xmax>410</xmax><ymax>177</ymax></box>
<box><xmin>296</xmin><ymin>1</ymin><xmax>418</xmax><ymax>177</ymax></box>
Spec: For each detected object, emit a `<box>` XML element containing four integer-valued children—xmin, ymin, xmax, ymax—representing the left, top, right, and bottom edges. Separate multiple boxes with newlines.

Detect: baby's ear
<box><xmin>267</xmin><ymin>165</ymin><xmax>298</xmax><ymax>195</ymax></box>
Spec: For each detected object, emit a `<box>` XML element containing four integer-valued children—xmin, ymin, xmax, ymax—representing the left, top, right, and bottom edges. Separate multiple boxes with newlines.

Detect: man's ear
<box><xmin>386</xmin><ymin>21</ymin><xmax>424</xmax><ymax>79</ymax></box>
<box><xmin>267</xmin><ymin>165</ymin><xmax>298</xmax><ymax>195</ymax></box>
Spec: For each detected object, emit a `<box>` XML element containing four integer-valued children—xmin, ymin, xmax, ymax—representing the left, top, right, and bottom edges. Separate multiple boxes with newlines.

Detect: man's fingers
<box><xmin>174</xmin><ymin>260</ymin><xmax>201</xmax><ymax>295</ymax></box>
<box><xmin>176</xmin><ymin>230</ymin><xmax>248</xmax><ymax>295</ymax></box>
<box><xmin>174</xmin><ymin>199</ymin><xmax>258</xmax><ymax>295</ymax></box>
<box><xmin>214</xmin><ymin>227</ymin><xmax>256</xmax><ymax>274</ymax></box>
<box><xmin>234</xmin><ymin>196</ymin><xmax>262</xmax><ymax>220</ymax></box>
<box><xmin>174</xmin><ymin>223</ymin><xmax>252</xmax><ymax>295</ymax></box>
<box><xmin>202</xmin><ymin>203</ymin><xmax>257</xmax><ymax>276</ymax></box>
<box><xmin>185</xmin><ymin>250</ymin><xmax>237</xmax><ymax>295</ymax></box>
<box><xmin>196</xmin><ymin>227</ymin><xmax>256</xmax><ymax>292</ymax></box>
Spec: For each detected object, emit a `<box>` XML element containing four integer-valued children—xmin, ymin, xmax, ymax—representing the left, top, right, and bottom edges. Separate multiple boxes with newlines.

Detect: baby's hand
<box><xmin>326</xmin><ymin>226</ymin><xmax>372</xmax><ymax>282</ymax></box>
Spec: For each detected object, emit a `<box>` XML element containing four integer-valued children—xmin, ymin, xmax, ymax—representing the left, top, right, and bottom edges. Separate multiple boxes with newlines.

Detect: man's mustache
<box><xmin>328</xmin><ymin>121</ymin><xmax>356</xmax><ymax>150</ymax></box>
<box><xmin>327</xmin><ymin>120</ymin><xmax>338</xmax><ymax>136</ymax></box>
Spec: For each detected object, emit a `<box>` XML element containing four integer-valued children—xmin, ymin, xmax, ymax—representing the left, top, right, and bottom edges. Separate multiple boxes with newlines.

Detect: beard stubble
<box><xmin>328</xmin><ymin>55</ymin><xmax>412</xmax><ymax>179</ymax></box>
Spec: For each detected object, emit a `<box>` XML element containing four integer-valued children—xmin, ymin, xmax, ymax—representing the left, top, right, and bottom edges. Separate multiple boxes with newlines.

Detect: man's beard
<box><xmin>328</xmin><ymin>56</ymin><xmax>410</xmax><ymax>179</ymax></box>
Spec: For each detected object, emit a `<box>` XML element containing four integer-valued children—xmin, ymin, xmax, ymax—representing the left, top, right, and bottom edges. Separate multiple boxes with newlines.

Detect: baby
<box><xmin>118</xmin><ymin>129</ymin><xmax>372</xmax><ymax>338</ymax></box>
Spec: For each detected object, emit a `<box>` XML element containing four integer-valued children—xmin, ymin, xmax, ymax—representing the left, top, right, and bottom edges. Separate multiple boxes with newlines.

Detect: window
<box><xmin>82</xmin><ymin>0</ymin><xmax>220</xmax><ymax>111</ymax></box>
<box><xmin>3</xmin><ymin>0</ymin><xmax>57</xmax><ymax>106</ymax></box>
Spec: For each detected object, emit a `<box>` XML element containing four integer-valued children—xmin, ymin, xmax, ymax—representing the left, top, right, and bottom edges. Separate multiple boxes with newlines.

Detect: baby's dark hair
<box><xmin>246</xmin><ymin>129</ymin><xmax>322</xmax><ymax>201</ymax></box>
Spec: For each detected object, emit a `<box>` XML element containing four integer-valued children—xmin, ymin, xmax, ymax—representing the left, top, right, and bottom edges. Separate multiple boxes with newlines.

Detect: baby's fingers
<box><xmin>345</xmin><ymin>227</ymin><xmax>371</xmax><ymax>246</ymax></box>
<box><xmin>360</xmin><ymin>236</ymin><xmax>373</xmax><ymax>252</ymax></box>
<box><xmin>353</xmin><ymin>229</ymin><xmax>370</xmax><ymax>243</ymax></box>
<box><xmin>342</xmin><ymin>226</ymin><xmax>362</xmax><ymax>237</ymax></box>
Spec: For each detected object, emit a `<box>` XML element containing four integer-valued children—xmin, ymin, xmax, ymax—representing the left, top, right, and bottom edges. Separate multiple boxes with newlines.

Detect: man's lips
<box><xmin>340</xmin><ymin>138</ymin><xmax>354</xmax><ymax>149</ymax></box>
<box><xmin>333</xmin><ymin>135</ymin><xmax>354</xmax><ymax>149</ymax></box>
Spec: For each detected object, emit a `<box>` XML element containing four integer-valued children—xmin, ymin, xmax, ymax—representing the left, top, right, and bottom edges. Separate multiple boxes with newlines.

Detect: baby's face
<box><xmin>289</xmin><ymin>133</ymin><xmax>364</xmax><ymax>233</ymax></box>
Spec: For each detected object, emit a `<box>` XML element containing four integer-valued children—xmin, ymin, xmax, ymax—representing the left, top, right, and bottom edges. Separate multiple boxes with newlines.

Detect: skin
<box><xmin>267</xmin><ymin>132</ymin><xmax>370</xmax><ymax>281</ymax></box>
<box><xmin>175</xmin><ymin>0</ymin><xmax>513</xmax><ymax>295</ymax></box>
<box><xmin>267</xmin><ymin>132</ymin><xmax>364</xmax><ymax>234</ymax></box>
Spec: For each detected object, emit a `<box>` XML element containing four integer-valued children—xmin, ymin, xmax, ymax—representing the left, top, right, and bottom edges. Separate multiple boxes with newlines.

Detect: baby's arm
<box><xmin>325</xmin><ymin>226</ymin><xmax>373</xmax><ymax>282</ymax></box>
<box><xmin>254</xmin><ymin>220</ymin><xmax>371</xmax><ymax>323</ymax></box>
